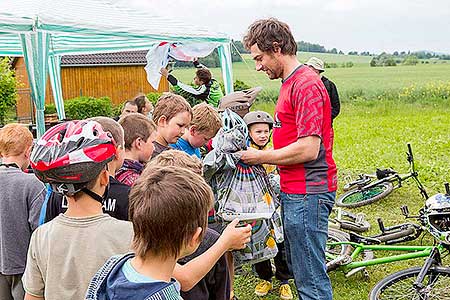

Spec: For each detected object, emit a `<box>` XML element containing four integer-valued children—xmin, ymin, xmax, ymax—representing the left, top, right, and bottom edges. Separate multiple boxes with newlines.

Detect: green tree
<box><xmin>0</xmin><ymin>57</ymin><xmax>17</xmax><ymax>125</ymax></box>
<box><xmin>403</xmin><ymin>55</ymin><xmax>419</xmax><ymax>65</ymax></box>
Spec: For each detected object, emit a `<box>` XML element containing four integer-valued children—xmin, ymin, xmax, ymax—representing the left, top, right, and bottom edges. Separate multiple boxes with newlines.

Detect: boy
<box><xmin>0</xmin><ymin>124</ymin><xmax>45</xmax><ymax>300</ymax></box>
<box><xmin>113</xmin><ymin>100</ymin><xmax>138</xmax><ymax>121</ymax></box>
<box><xmin>243</xmin><ymin>111</ymin><xmax>293</xmax><ymax>300</ymax></box>
<box><xmin>86</xmin><ymin>166</ymin><xmax>214</xmax><ymax>300</ymax></box>
<box><xmin>147</xmin><ymin>150</ymin><xmax>230</xmax><ymax>300</ymax></box>
<box><xmin>116</xmin><ymin>113</ymin><xmax>157</xmax><ymax>186</ymax></box>
<box><xmin>43</xmin><ymin>117</ymin><xmax>130</xmax><ymax>222</ymax></box>
<box><xmin>152</xmin><ymin>93</ymin><xmax>192</xmax><ymax>158</ymax></box>
<box><xmin>160</xmin><ymin>58</ymin><xmax>223</xmax><ymax>107</ymax></box>
<box><xmin>23</xmin><ymin>120</ymin><xmax>134</xmax><ymax>300</ymax></box>
<box><xmin>170</xmin><ymin>102</ymin><xmax>222</xmax><ymax>158</ymax></box>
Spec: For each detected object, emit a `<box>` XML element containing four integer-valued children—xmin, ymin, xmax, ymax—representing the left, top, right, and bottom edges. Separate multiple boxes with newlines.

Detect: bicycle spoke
<box><xmin>343</xmin><ymin>185</ymin><xmax>387</xmax><ymax>204</ymax></box>
<box><xmin>377</xmin><ymin>271</ymin><xmax>450</xmax><ymax>300</ymax></box>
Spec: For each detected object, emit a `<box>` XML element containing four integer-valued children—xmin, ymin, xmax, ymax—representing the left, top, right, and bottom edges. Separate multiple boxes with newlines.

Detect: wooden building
<box><xmin>13</xmin><ymin>50</ymin><xmax>169</xmax><ymax>122</ymax></box>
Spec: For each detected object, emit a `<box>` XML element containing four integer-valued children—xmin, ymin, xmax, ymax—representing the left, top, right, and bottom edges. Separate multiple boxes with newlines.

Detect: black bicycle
<box><xmin>336</xmin><ymin>143</ymin><xmax>428</xmax><ymax>208</ymax></box>
<box><xmin>369</xmin><ymin>183</ymin><xmax>450</xmax><ymax>299</ymax></box>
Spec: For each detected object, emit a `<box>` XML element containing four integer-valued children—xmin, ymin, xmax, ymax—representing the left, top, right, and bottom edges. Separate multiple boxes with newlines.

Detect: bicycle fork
<box><xmin>413</xmin><ymin>246</ymin><xmax>442</xmax><ymax>297</ymax></box>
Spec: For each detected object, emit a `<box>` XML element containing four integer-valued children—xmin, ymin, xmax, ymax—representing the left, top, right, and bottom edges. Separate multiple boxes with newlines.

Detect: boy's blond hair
<box><xmin>146</xmin><ymin>149</ymin><xmax>203</xmax><ymax>176</ymax></box>
<box><xmin>0</xmin><ymin>124</ymin><xmax>33</xmax><ymax>157</ymax></box>
<box><xmin>129</xmin><ymin>166</ymin><xmax>213</xmax><ymax>259</ymax></box>
<box><xmin>152</xmin><ymin>93</ymin><xmax>192</xmax><ymax>124</ymax></box>
<box><xmin>191</xmin><ymin>102</ymin><xmax>222</xmax><ymax>135</ymax></box>
<box><xmin>118</xmin><ymin>113</ymin><xmax>156</xmax><ymax>150</ymax></box>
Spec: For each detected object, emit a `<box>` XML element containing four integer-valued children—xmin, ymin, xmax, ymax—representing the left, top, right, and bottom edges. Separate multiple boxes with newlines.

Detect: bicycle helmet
<box><xmin>221</xmin><ymin>108</ymin><xmax>248</xmax><ymax>137</ymax></box>
<box><xmin>243</xmin><ymin>111</ymin><xmax>274</xmax><ymax>130</ymax></box>
<box><xmin>218</xmin><ymin>86</ymin><xmax>262</xmax><ymax>118</ymax></box>
<box><xmin>425</xmin><ymin>193</ymin><xmax>450</xmax><ymax>244</ymax></box>
<box><xmin>30</xmin><ymin>120</ymin><xmax>116</xmax><ymax>198</ymax></box>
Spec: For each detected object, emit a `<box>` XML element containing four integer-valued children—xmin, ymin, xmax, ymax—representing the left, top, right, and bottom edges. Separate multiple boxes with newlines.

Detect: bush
<box><xmin>44</xmin><ymin>103</ymin><xmax>57</xmax><ymax>115</ymax></box>
<box><xmin>219</xmin><ymin>79</ymin><xmax>252</xmax><ymax>94</ymax></box>
<box><xmin>324</xmin><ymin>62</ymin><xmax>338</xmax><ymax>68</ymax></box>
<box><xmin>146</xmin><ymin>92</ymin><xmax>162</xmax><ymax>105</ymax></box>
<box><xmin>64</xmin><ymin>96</ymin><xmax>113</xmax><ymax>120</ymax></box>
<box><xmin>256</xmin><ymin>89</ymin><xmax>279</xmax><ymax>103</ymax></box>
<box><xmin>0</xmin><ymin>57</ymin><xmax>17</xmax><ymax>125</ymax></box>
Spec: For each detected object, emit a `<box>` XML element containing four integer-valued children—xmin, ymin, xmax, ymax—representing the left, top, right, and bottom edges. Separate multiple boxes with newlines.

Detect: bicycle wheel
<box><xmin>369</xmin><ymin>266</ymin><xmax>450</xmax><ymax>300</ymax></box>
<box><xmin>336</xmin><ymin>182</ymin><xmax>394</xmax><ymax>208</ymax></box>
<box><xmin>326</xmin><ymin>229</ymin><xmax>351</xmax><ymax>271</ymax></box>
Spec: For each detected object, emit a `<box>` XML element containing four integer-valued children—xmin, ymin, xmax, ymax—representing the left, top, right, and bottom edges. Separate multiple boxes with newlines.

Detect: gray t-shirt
<box><xmin>22</xmin><ymin>214</ymin><xmax>134</xmax><ymax>300</ymax></box>
<box><xmin>0</xmin><ymin>166</ymin><xmax>46</xmax><ymax>275</ymax></box>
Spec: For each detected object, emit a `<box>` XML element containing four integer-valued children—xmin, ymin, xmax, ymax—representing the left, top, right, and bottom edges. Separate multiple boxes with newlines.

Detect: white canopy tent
<box><xmin>0</xmin><ymin>0</ymin><xmax>234</xmax><ymax>137</ymax></box>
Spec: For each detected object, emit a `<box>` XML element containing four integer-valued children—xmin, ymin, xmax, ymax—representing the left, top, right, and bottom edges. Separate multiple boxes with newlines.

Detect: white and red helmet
<box><xmin>31</xmin><ymin>120</ymin><xmax>116</xmax><ymax>195</ymax></box>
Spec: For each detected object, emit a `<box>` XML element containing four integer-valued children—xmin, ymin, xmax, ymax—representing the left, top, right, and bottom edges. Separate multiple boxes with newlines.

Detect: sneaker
<box><xmin>279</xmin><ymin>283</ymin><xmax>293</xmax><ymax>300</ymax></box>
<box><xmin>254</xmin><ymin>280</ymin><xmax>272</xmax><ymax>297</ymax></box>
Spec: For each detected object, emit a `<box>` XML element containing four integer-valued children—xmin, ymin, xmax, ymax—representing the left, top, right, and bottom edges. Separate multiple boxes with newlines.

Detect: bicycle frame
<box><xmin>326</xmin><ymin>241</ymin><xmax>446</xmax><ymax>274</ymax></box>
<box><xmin>354</xmin><ymin>144</ymin><xmax>429</xmax><ymax>199</ymax></box>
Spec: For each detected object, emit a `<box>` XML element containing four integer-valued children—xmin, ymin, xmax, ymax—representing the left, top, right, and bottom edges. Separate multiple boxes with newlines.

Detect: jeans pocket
<box><xmin>317</xmin><ymin>194</ymin><xmax>335</xmax><ymax>232</ymax></box>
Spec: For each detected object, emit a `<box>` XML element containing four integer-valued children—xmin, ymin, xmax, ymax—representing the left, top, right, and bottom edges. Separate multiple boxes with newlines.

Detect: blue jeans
<box><xmin>281</xmin><ymin>191</ymin><xmax>335</xmax><ymax>300</ymax></box>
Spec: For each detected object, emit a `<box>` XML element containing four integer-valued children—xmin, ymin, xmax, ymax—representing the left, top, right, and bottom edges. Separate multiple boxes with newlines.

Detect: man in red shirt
<box><xmin>241</xmin><ymin>18</ymin><xmax>337</xmax><ymax>300</ymax></box>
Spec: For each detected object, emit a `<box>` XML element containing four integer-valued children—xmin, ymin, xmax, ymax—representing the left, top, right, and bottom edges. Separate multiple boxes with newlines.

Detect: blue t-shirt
<box><xmin>170</xmin><ymin>137</ymin><xmax>201</xmax><ymax>158</ymax></box>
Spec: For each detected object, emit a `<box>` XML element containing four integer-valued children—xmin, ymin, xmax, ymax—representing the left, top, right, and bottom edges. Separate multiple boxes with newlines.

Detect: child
<box><xmin>116</xmin><ymin>113</ymin><xmax>157</xmax><ymax>186</ymax></box>
<box><xmin>170</xmin><ymin>102</ymin><xmax>222</xmax><ymax>158</ymax></box>
<box><xmin>85</xmin><ymin>166</ymin><xmax>214</xmax><ymax>300</ymax></box>
<box><xmin>44</xmin><ymin>117</ymin><xmax>130</xmax><ymax>222</ymax></box>
<box><xmin>23</xmin><ymin>120</ymin><xmax>134</xmax><ymax>300</ymax></box>
<box><xmin>0</xmin><ymin>124</ymin><xmax>45</xmax><ymax>300</ymax></box>
<box><xmin>152</xmin><ymin>93</ymin><xmax>192</xmax><ymax>158</ymax></box>
<box><xmin>134</xmin><ymin>93</ymin><xmax>154</xmax><ymax>118</ymax></box>
<box><xmin>243</xmin><ymin>111</ymin><xmax>293</xmax><ymax>300</ymax></box>
<box><xmin>147</xmin><ymin>150</ymin><xmax>230</xmax><ymax>300</ymax></box>
<box><xmin>160</xmin><ymin>58</ymin><xmax>223</xmax><ymax>107</ymax></box>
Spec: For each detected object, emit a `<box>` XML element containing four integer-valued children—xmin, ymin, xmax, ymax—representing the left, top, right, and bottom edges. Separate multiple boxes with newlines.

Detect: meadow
<box><xmin>174</xmin><ymin>53</ymin><xmax>450</xmax><ymax>299</ymax></box>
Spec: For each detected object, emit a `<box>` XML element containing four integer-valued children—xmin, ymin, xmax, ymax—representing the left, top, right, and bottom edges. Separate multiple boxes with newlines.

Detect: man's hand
<box><xmin>239</xmin><ymin>147</ymin><xmax>265</xmax><ymax>165</ymax></box>
<box><xmin>219</xmin><ymin>218</ymin><xmax>252</xmax><ymax>250</ymax></box>
<box><xmin>159</xmin><ymin>67</ymin><xmax>169</xmax><ymax>78</ymax></box>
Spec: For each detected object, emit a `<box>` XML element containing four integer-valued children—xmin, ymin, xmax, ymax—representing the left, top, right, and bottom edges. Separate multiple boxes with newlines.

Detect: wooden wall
<box><xmin>14</xmin><ymin>57</ymin><xmax>169</xmax><ymax>122</ymax></box>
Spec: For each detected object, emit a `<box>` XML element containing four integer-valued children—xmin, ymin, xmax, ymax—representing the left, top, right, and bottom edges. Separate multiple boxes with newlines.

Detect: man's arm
<box><xmin>240</xmin><ymin>135</ymin><xmax>321</xmax><ymax>166</ymax></box>
<box><xmin>329</xmin><ymin>81</ymin><xmax>340</xmax><ymax>120</ymax></box>
<box><xmin>173</xmin><ymin>219</ymin><xmax>251</xmax><ymax>291</ymax></box>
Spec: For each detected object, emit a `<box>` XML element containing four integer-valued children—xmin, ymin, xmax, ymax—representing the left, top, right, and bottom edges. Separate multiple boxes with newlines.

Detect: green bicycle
<box><xmin>326</xmin><ymin>183</ymin><xmax>450</xmax><ymax>299</ymax></box>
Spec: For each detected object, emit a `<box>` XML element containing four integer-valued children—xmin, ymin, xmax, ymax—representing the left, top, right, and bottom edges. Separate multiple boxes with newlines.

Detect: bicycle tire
<box><xmin>326</xmin><ymin>229</ymin><xmax>352</xmax><ymax>271</ymax></box>
<box><xmin>376</xmin><ymin>227</ymin><xmax>416</xmax><ymax>244</ymax></box>
<box><xmin>336</xmin><ymin>182</ymin><xmax>394</xmax><ymax>208</ymax></box>
<box><xmin>369</xmin><ymin>266</ymin><xmax>450</xmax><ymax>300</ymax></box>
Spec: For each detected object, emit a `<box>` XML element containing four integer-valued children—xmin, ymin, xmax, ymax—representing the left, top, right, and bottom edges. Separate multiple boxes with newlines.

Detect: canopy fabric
<box><xmin>0</xmin><ymin>0</ymin><xmax>233</xmax><ymax>136</ymax></box>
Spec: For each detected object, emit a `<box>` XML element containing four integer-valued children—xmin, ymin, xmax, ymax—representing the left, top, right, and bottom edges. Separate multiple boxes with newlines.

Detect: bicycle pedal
<box><xmin>345</xmin><ymin>267</ymin><xmax>367</xmax><ymax>278</ymax></box>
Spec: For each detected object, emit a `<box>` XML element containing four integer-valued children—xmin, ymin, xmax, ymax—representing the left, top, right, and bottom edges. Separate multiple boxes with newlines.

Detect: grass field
<box><xmin>231</xmin><ymin>100</ymin><xmax>450</xmax><ymax>300</ymax></box>
<box><xmin>171</xmin><ymin>52</ymin><xmax>450</xmax><ymax>99</ymax></box>
<box><xmin>167</xmin><ymin>53</ymin><xmax>450</xmax><ymax>299</ymax></box>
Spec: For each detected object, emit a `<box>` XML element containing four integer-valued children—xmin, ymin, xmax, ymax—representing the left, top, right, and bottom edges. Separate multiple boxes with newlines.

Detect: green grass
<box><xmin>171</xmin><ymin>52</ymin><xmax>450</xmax><ymax>99</ymax></box>
<box><xmin>231</xmin><ymin>100</ymin><xmax>450</xmax><ymax>300</ymax></box>
<box><xmin>171</xmin><ymin>53</ymin><xmax>450</xmax><ymax>299</ymax></box>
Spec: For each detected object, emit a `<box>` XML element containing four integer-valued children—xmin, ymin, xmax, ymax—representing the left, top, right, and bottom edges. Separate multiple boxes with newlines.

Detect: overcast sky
<box><xmin>118</xmin><ymin>0</ymin><xmax>450</xmax><ymax>54</ymax></box>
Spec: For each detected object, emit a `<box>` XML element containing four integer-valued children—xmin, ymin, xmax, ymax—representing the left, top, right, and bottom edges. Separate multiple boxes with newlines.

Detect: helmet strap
<box><xmin>81</xmin><ymin>182</ymin><xmax>109</xmax><ymax>205</ymax></box>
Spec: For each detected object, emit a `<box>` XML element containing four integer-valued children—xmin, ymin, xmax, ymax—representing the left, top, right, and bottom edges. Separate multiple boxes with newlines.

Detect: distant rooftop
<box><xmin>61</xmin><ymin>50</ymin><xmax>148</xmax><ymax>66</ymax></box>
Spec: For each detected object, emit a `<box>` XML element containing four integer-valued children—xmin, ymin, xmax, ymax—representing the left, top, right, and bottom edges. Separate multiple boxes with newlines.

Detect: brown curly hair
<box><xmin>243</xmin><ymin>18</ymin><xmax>297</xmax><ymax>55</ymax></box>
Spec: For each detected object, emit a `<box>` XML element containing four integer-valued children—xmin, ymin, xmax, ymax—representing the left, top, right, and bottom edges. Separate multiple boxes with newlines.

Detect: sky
<box><xmin>118</xmin><ymin>0</ymin><xmax>450</xmax><ymax>55</ymax></box>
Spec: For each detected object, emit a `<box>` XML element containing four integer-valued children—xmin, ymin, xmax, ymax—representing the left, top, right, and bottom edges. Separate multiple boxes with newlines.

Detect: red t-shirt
<box><xmin>272</xmin><ymin>65</ymin><xmax>337</xmax><ymax>194</ymax></box>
